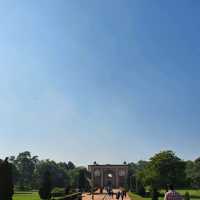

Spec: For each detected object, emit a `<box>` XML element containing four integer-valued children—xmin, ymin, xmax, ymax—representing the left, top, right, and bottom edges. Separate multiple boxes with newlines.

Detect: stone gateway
<box><xmin>88</xmin><ymin>163</ymin><xmax>128</xmax><ymax>188</ymax></box>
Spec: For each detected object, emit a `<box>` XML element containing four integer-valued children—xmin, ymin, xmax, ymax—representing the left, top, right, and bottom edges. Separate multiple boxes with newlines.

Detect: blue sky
<box><xmin>0</xmin><ymin>1</ymin><xmax>200</xmax><ymax>166</ymax></box>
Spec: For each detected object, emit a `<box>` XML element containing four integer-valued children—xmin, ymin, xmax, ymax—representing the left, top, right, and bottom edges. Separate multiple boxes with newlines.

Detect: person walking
<box><xmin>123</xmin><ymin>190</ymin><xmax>127</xmax><ymax>198</ymax></box>
<box><xmin>111</xmin><ymin>190</ymin><xmax>114</xmax><ymax>199</ymax></box>
<box><xmin>116</xmin><ymin>191</ymin><xmax>120</xmax><ymax>200</ymax></box>
<box><xmin>121</xmin><ymin>191</ymin><xmax>124</xmax><ymax>200</ymax></box>
<box><xmin>164</xmin><ymin>185</ymin><xmax>183</xmax><ymax>200</ymax></box>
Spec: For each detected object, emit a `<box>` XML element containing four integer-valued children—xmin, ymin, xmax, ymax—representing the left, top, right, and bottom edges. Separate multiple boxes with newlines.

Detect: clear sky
<box><xmin>0</xmin><ymin>1</ymin><xmax>200</xmax><ymax>166</ymax></box>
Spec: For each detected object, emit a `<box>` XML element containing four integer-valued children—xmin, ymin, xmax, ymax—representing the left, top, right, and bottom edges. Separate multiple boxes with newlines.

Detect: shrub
<box><xmin>151</xmin><ymin>188</ymin><xmax>159</xmax><ymax>200</ymax></box>
<box><xmin>65</xmin><ymin>185</ymin><xmax>72</xmax><ymax>195</ymax></box>
<box><xmin>39</xmin><ymin>170</ymin><xmax>52</xmax><ymax>200</ymax></box>
<box><xmin>136</xmin><ymin>182</ymin><xmax>146</xmax><ymax>197</ymax></box>
<box><xmin>184</xmin><ymin>192</ymin><xmax>190</xmax><ymax>200</ymax></box>
<box><xmin>51</xmin><ymin>187</ymin><xmax>66</xmax><ymax>197</ymax></box>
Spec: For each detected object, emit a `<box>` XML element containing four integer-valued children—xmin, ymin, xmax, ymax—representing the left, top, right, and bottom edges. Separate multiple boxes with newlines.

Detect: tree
<box><xmin>8</xmin><ymin>156</ymin><xmax>19</xmax><ymax>185</ymax></box>
<box><xmin>39</xmin><ymin>170</ymin><xmax>52</xmax><ymax>200</ymax></box>
<box><xmin>78</xmin><ymin>168</ymin><xmax>89</xmax><ymax>192</ymax></box>
<box><xmin>127</xmin><ymin>161</ymin><xmax>148</xmax><ymax>192</ymax></box>
<box><xmin>67</xmin><ymin>161</ymin><xmax>75</xmax><ymax>170</ymax></box>
<box><xmin>35</xmin><ymin>160</ymin><xmax>70</xmax><ymax>189</ymax></box>
<box><xmin>137</xmin><ymin>160</ymin><xmax>148</xmax><ymax>171</ymax></box>
<box><xmin>191</xmin><ymin>158</ymin><xmax>200</xmax><ymax>189</ymax></box>
<box><xmin>142</xmin><ymin>151</ymin><xmax>186</xmax><ymax>189</ymax></box>
<box><xmin>185</xmin><ymin>160</ymin><xmax>195</xmax><ymax>187</ymax></box>
<box><xmin>0</xmin><ymin>158</ymin><xmax>14</xmax><ymax>200</ymax></box>
<box><xmin>185</xmin><ymin>158</ymin><xmax>200</xmax><ymax>189</ymax></box>
<box><xmin>15</xmin><ymin>151</ymin><xmax>38</xmax><ymax>190</ymax></box>
<box><xmin>151</xmin><ymin>188</ymin><xmax>159</xmax><ymax>200</ymax></box>
<box><xmin>136</xmin><ymin>179</ymin><xmax>146</xmax><ymax>197</ymax></box>
<box><xmin>127</xmin><ymin>163</ymin><xmax>137</xmax><ymax>191</ymax></box>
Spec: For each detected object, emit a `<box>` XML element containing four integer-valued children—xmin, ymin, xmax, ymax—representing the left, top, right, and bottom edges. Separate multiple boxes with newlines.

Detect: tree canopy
<box><xmin>142</xmin><ymin>151</ymin><xmax>186</xmax><ymax>189</ymax></box>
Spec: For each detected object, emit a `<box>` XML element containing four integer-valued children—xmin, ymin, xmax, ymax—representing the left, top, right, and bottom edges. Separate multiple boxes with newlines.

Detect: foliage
<box><xmin>4</xmin><ymin>150</ymin><xmax>200</xmax><ymax>194</ymax></box>
<box><xmin>151</xmin><ymin>188</ymin><xmax>159</xmax><ymax>200</ymax></box>
<box><xmin>11</xmin><ymin>151</ymin><xmax>38</xmax><ymax>190</ymax></box>
<box><xmin>39</xmin><ymin>170</ymin><xmax>52</xmax><ymax>200</ymax></box>
<box><xmin>8</xmin><ymin>152</ymin><xmax>79</xmax><ymax>191</ymax></box>
<box><xmin>186</xmin><ymin>158</ymin><xmax>200</xmax><ymax>189</ymax></box>
<box><xmin>67</xmin><ymin>161</ymin><xmax>75</xmax><ymax>170</ymax></box>
<box><xmin>127</xmin><ymin>161</ymin><xmax>148</xmax><ymax>191</ymax></box>
<box><xmin>0</xmin><ymin>158</ymin><xmax>14</xmax><ymax>200</ymax></box>
<box><xmin>141</xmin><ymin>151</ymin><xmax>186</xmax><ymax>189</ymax></box>
<box><xmin>78</xmin><ymin>168</ymin><xmax>90</xmax><ymax>192</ymax></box>
<box><xmin>35</xmin><ymin>160</ymin><xmax>70</xmax><ymax>189</ymax></box>
<box><xmin>51</xmin><ymin>187</ymin><xmax>66</xmax><ymax>197</ymax></box>
<box><xmin>136</xmin><ymin>179</ymin><xmax>146</xmax><ymax>197</ymax></box>
<box><xmin>184</xmin><ymin>192</ymin><xmax>190</xmax><ymax>200</ymax></box>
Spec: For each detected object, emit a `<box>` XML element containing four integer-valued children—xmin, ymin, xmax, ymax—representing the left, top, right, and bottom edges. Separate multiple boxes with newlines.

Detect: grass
<box><xmin>13</xmin><ymin>191</ymin><xmax>81</xmax><ymax>200</ymax></box>
<box><xmin>13</xmin><ymin>191</ymin><xmax>40</xmax><ymax>200</ymax></box>
<box><xmin>128</xmin><ymin>189</ymin><xmax>200</xmax><ymax>200</ymax></box>
<box><xmin>175</xmin><ymin>190</ymin><xmax>200</xmax><ymax>198</ymax></box>
<box><xmin>13</xmin><ymin>189</ymin><xmax>200</xmax><ymax>200</ymax></box>
<box><xmin>128</xmin><ymin>192</ymin><xmax>147</xmax><ymax>200</ymax></box>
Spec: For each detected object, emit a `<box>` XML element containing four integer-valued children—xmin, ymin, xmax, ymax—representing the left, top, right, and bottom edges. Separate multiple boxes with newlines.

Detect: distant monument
<box><xmin>88</xmin><ymin>162</ymin><xmax>128</xmax><ymax>188</ymax></box>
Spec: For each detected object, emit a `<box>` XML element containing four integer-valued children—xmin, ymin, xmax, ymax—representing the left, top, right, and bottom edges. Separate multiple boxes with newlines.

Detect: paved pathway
<box><xmin>82</xmin><ymin>190</ymin><xmax>131</xmax><ymax>200</ymax></box>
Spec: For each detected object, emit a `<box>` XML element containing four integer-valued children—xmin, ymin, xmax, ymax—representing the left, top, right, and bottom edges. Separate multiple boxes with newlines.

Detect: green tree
<box><xmin>78</xmin><ymin>168</ymin><xmax>89</xmax><ymax>192</ymax></box>
<box><xmin>8</xmin><ymin>156</ymin><xmax>19</xmax><ymax>185</ymax></box>
<box><xmin>35</xmin><ymin>160</ymin><xmax>70</xmax><ymax>189</ymax></box>
<box><xmin>142</xmin><ymin>151</ymin><xmax>186</xmax><ymax>189</ymax></box>
<box><xmin>192</xmin><ymin>158</ymin><xmax>200</xmax><ymax>188</ymax></box>
<box><xmin>136</xmin><ymin>179</ymin><xmax>146</xmax><ymax>197</ymax></box>
<box><xmin>151</xmin><ymin>188</ymin><xmax>159</xmax><ymax>200</ymax></box>
<box><xmin>185</xmin><ymin>158</ymin><xmax>200</xmax><ymax>189</ymax></box>
<box><xmin>137</xmin><ymin>160</ymin><xmax>148</xmax><ymax>171</ymax></box>
<box><xmin>39</xmin><ymin>170</ymin><xmax>52</xmax><ymax>200</ymax></box>
<box><xmin>127</xmin><ymin>163</ymin><xmax>137</xmax><ymax>191</ymax></box>
<box><xmin>185</xmin><ymin>160</ymin><xmax>195</xmax><ymax>187</ymax></box>
<box><xmin>15</xmin><ymin>151</ymin><xmax>38</xmax><ymax>190</ymax></box>
<box><xmin>127</xmin><ymin>161</ymin><xmax>148</xmax><ymax>191</ymax></box>
<box><xmin>67</xmin><ymin>161</ymin><xmax>75</xmax><ymax>170</ymax></box>
<box><xmin>0</xmin><ymin>158</ymin><xmax>14</xmax><ymax>200</ymax></box>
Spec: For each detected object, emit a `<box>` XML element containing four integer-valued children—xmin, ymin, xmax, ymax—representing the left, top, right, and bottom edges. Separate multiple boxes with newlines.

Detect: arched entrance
<box><xmin>88</xmin><ymin>164</ymin><xmax>128</xmax><ymax>188</ymax></box>
<box><xmin>103</xmin><ymin>170</ymin><xmax>116</xmax><ymax>188</ymax></box>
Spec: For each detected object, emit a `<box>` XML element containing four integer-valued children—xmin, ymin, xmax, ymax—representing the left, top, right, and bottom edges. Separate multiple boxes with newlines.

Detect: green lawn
<box><xmin>160</xmin><ymin>189</ymin><xmax>200</xmax><ymax>199</ymax></box>
<box><xmin>175</xmin><ymin>190</ymin><xmax>200</xmax><ymax>198</ymax></box>
<box><xmin>13</xmin><ymin>191</ymin><xmax>40</xmax><ymax>200</ymax></box>
<box><xmin>129</xmin><ymin>189</ymin><xmax>200</xmax><ymax>200</ymax></box>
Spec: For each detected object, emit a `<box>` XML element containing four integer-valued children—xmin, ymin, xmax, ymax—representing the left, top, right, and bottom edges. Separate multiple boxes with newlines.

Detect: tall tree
<box><xmin>67</xmin><ymin>161</ymin><xmax>75</xmax><ymax>170</ymax></box>
<box><xmin>35</xmin><ymin>160</ymin><xmax>70</xmax><ymax>189</ymax></box>
<box><xmin>142</xmin><ymin>151</ymin><xmax>186</xmax><ymax>189</ymax></box>
<box><xmin>78</xmin><ymin>168</ymin><xmax>89</xmax><ymax>192</ymax></box>
<box><xmin>191</xmin><ymin>158</ymin><xmax>200</xmax><ymax>189</ymax></box>
<box><xmin>127</xmin><ymin>162</ymin><xmax>137</xmax><ymax>191</ymax></box>
<box><xmin>15</xmin><ymin>151</ymin><xmax>38</xmax><ymax>190</ymax></box>
<box><xmin>0</xmin><ymin>158</ymin><xmax>14</xmax><ymax>200</ymax></box>
<box><xmin>39</xmin><ymin>170</ymin><xmax>52</xmax><ymax>200</ymax></box>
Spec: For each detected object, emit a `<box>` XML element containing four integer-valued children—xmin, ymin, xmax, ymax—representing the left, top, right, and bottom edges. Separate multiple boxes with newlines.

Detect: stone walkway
<box><xmin>82</xmin><ymin>190</ymin><xmax>130</xmax><ymax>200</ymax></box>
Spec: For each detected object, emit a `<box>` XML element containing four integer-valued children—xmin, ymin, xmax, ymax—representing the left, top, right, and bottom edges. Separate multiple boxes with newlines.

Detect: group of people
<box><xmin>103</xmin><ymin>184</ymin><xmax>182</xmax><ymax>200</ymax></box>
<box><xmin>107</xmin><ymin>185</ymin><xmax>183</xmax><ymax>200</ymax></box>
<box><xmin>116</xmin><ymin>190</ymin><xmax>127</xmax><ymax>200</ymax></box>
<box><xmin>105</xmin><ymin>187</ymin><xmax>126</xmax><ymax>200</ymax></box>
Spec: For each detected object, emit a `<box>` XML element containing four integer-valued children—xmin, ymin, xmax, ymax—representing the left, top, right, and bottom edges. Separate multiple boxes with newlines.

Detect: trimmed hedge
<box><xmin>52</xmin><ymin>192</ymin><xmax>81</xmax><ymax>200</ymax></box>
<box><xmin>52</xmin><ymin>187</ymin><xmax>66</xmax><ymax>197</ymax></box>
